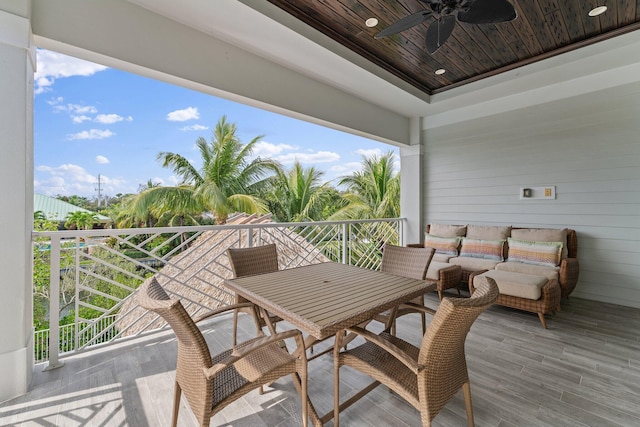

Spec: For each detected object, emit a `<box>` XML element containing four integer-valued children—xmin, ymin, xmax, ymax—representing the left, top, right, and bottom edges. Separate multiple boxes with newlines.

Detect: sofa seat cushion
<box><xmin>449</xmin><ymin>256</ymin><xmax>500</xmax><ymax>272</ymax></box>
<box><xmin>496</xmin><ymin>261</ymin><xmax>559</xmax><ymax>282</ymax></box>
<box><xmin>426</xmin><ymin>261</ymin><xmax>453</xmax><ymax>281</ymax></box>
<box><xmin>432</xmin><ymin>253</ymin><xmax>456</xmax><ymax>263</ymax></box>
<box><xmin>476</xmin><ymin>270</ymin><xmax>548</xmax><ymax>300</ymax></box>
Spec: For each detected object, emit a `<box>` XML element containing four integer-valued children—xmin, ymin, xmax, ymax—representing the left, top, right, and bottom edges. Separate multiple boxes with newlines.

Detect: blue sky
<box><xmin>34</xmin><ymin>49</ymin><xmax>398</xmax><ymax>199</ymax></box>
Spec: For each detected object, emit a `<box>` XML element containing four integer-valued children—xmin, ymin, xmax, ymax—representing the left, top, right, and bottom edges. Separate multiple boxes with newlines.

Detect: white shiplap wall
<box><xmin>423</xmin><ymin>81</ymin><xmax>640</xmax><ymax>308</ymax></box>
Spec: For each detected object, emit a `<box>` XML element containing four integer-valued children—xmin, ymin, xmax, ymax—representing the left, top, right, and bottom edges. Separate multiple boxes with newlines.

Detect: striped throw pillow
<box><xmin>459</xmin><ymin>238</ymin><xmax>505</xmax><ymax>261</ymax></box>
<box><xmin>424</xmin><ymin>234</ymin><xmax>461</xmax><ymax>256</ymax></box>
<box><xmin>507</xmin><ymin>238</ymin><xmax>563</xmax><ymax>267</ymax></box>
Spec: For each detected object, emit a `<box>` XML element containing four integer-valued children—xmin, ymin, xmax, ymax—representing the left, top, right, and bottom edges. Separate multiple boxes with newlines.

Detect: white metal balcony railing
<box><xmin>32</xmin><ymin>218</ymin><xmax>404</xmax><ymax>367</ymax></box>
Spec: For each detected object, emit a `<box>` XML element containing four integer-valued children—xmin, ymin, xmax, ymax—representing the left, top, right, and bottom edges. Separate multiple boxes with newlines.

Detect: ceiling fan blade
<box><xmin>458</xmin><ymin>0</ymin><xmax>517</xmax><ymax>24</ymax></box>
<box><xmin>374</xmin><ymin>10</ymin><xmax>432</xmax><ymax>39</ymax></box>
<box><xmin>425</xmin><ymin>15</ymin><xmax>456</xmax><ymax>54</ymax></box>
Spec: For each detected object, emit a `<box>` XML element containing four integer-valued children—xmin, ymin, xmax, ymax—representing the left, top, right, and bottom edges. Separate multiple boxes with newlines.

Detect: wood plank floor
<box><xmin>2</xmin><ymin>292</ymin><xmax>640</xmax><ymax>426</ymax></box>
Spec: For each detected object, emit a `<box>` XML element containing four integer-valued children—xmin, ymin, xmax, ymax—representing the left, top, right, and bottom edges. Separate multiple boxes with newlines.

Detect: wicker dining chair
<box><xmin>376</xmin><ymin>244</ymin><xmax>435</xmax><ymax>334</ymax></box>
<box><xmin>334</xmin><ymin>276</ymin><xmax>499</xmax><ymax>427</ymax></box>
<box><xmin>227</xmin><ymin>244</ymin><xmax>282</xmax><ymax>345</ymax></box>
<box><xmin>137</xmin><ymin>277</ymin><xmax>308</xmax><ymax>427</ymax></box>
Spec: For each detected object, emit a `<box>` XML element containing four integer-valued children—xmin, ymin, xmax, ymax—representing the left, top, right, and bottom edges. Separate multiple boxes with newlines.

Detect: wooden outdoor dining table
<box><xmin>224</xmin><ymin>261</ymin><xmax>436</xmax><ymax>426</ymax></box>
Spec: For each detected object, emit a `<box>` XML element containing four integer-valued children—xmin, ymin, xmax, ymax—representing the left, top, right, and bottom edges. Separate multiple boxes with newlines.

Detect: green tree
<box><xmin>265</xmin><ymin>161</ymin><xmax>337</xmax><ymax>222</ymax></box>
<box><xmin>64</xmin><ymin>211</ymin><xmax>99</xmax><ymax>230</ymax></box>
<box><xmin>152</xmin><ymin>115</ymin><xmax>280</xmax><ymax>224</ymax></box>
<box><xmin>329</xmin><ymin>151</ymin><xmax>400</xmax><ymax>220</ymax></box>
<box><xmin>126</xmin><ymin>185</ymin><xmax>204</xmax><ymax>227</ymax></box>
<box><xmin>33</xmin><ymin>213</ymin><xmax>59</xmax><ymax>329</ymax></box>
<box><xmin>56</xmin><ymin>195</ymin><xmax>91</xmax><ymax>209</ymax></box>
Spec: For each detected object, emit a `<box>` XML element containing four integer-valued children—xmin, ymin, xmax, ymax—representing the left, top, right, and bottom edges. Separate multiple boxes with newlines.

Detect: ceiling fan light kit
<box><xmin>375</xmin><ymin>0</ymin><xmax>517</xmax><ymax>54</ymax></box>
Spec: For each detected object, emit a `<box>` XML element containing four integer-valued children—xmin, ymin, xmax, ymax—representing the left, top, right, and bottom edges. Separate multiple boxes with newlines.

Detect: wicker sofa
<box><xmin>412</xmin><ymin>224</ymin><xmax>579</xmax><ymax>328</ymax></box>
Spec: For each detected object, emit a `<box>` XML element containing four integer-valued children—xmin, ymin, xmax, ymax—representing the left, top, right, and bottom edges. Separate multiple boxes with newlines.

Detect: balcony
<box><xmin>1</xmin><ymin>217</ymin><xmax>640</xmax><ymax>425</ymax></box>
<box><xmin>3</xmin><ymin>293</ymin><xmax>640</xmax><ymax>425</ymax></box>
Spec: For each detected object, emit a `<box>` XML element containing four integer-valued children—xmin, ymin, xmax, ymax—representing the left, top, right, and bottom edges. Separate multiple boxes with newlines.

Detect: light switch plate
<box><xmin>520</xmin><ymin>186</ymin><xmax>556</xmax><ymax>200</ymax></box>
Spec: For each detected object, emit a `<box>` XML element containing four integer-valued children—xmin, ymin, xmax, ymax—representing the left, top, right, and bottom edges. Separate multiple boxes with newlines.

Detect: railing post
<box><xmin>247</xmin><ymin>226</ymin><xmax>254</xmax><ymax>248</ymax></box>
<box><xmin>44</xmin><ymin>235</ymin><xmax>64</xmax><ymax>371</ymax></box>
<box><xmin>398</xmin><ymin>219</ymin><xmax>404</xmax><ymax>246</ymax></box>
<box><xmin>341</xmin><ymin>223</ymin><xmax>348</xmax><ymax>264</ymax></box>
<box><xmin>74</xmin><ymin>237</ymin><xmax>81</xmax><ymax>353</ymax></box>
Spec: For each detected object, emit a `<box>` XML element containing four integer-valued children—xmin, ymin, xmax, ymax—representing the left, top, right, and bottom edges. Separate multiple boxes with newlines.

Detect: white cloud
<box><xmin>181</xmin><ymin>124</ymin><xmax>208</xmax><ymax>131</ymax></box>
<box><xmin>52</xmin><ymin>102</ymin><xmax>98</xmax><ymax>115</ymax></box>
<box><xmin>35</xmin><ymin>50</ymin><xmax>108</xmax><ymax>94</ymax></box>
<box><xmin>95</xmin><ymin>114</ymin><xmax>132</xmax><ymax>124</ymax></box>
<box><xmin>67</xmin><ymin>129</ymin><xmax>115</xmax><ymax>140</ymax></box>
<box><xmin>72</xmin><ymin>115</ymin><xmax>92</xmax><ymax>124</ymax></box>
<box><xmin>35</xmin><ymin>164</ymin><xmax>128</xmax><ymax>196</ymax></box>
<box><xmin>276</xmin><ymin>151</ymin><xmax>340</xmax><ymax>164</ymax></box>
<box><xmin>329</xmin><ymin>162</ymin><xmax>362</xmax><ymax>175</ymax></box>
<box><xmin>252</xmin><ymin>141</ymin><xmax>297</xmax><ymax>157</ymax></box>
<box><xmin>167</xmin><ymin>107</ymin><xmax>199</xmax><ymax>122</ymax></box>
<box><xmin>96</xmin><ymin>155</ymin><xmax>110</xmax><ymax>164</ymax></box>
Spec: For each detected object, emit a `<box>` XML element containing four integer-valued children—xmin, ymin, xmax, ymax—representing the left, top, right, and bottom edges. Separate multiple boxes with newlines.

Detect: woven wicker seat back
<box><xmin>137</xmin><ymin>277</ymin><xmax>308</xmax><ymax>427</ymax></box>
<box><xmin>381</xmin><ymin>244</ymin><xmax>435</xmax><ymax>280</ymax></box>
<box><xmin>417</xmin><ymin>276</ymin><xmax>499</xmax><ymax>423</ymax></box>
<box><xmin>227</xmin><ymin>244</ymin><xmax>282</xmax><ymax>345</ymax></box>
<box><xmin>227</xmin><ymin>243</ymin><xmax>279</xmax><ymax>277</ymax></box>
<box><xmin>379</xmin><ymin>244</ymin><xmax>435</xmax><ymax>334</ymax></box>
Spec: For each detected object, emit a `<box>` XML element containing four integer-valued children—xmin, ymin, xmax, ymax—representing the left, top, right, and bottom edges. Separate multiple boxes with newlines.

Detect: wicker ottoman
<box><xmin>469</xmin><ymin>270</ymin><xmax>561</xmax><ymax>328</ymax></box>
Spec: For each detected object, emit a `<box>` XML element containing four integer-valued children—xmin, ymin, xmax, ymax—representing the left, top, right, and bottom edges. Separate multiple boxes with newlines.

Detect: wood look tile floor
<box><xmin>2</xmin><ymin>293</ymin><xmax>640</xmax><ymax>426</ymax></box>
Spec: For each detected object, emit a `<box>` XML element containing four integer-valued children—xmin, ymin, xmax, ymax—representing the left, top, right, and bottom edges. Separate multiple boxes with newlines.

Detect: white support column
<box><xmin>399</xmin><ymin>117</ymin><xmax>424</xmax><ymax>245</ymax></box>
<box><xmin>0</xmin><ymin>6</ymin><xmax>36</xmax><ymax>401</ymax></box>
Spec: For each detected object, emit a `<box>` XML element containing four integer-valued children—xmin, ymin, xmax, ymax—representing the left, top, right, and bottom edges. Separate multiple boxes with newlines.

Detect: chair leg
<box><xmin>420</xmin><ymin>312</ymin><xmax>426</xmax><ymax>335</ymax></box>
<box><xmin>456</xmin><ymin>285</ymin><xmax>461</xmax><ymax>296</ymax></box>
<box><xmin>438</xmin><ymin>290</ymin><xmax>443</xmax><ymax>300</ymax></box>
<box><xmin>462</xmin><ymin>382</ymin><xmax>474</xmax><ymax>427</ymax></box>
<box><xmin>538</xmin><ymin>312</ymin><xmax>548</xmax><ymax>329</ymax></box>
<box><xmin>171</xmin><ymin>381</ymin><xmax>181</xmax><ymax>427</ymax></box>
<box><xmin>232</xmin><ymin>308</ymin><xmax>239</xmax><ymax>346</ymax></box>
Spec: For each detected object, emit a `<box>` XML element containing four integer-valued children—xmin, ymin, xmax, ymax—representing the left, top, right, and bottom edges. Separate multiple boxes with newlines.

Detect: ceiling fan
<box><xmin>375</xmin><ymin>0</ymin><xmax>517</xmax><ymax>54</ymax></box>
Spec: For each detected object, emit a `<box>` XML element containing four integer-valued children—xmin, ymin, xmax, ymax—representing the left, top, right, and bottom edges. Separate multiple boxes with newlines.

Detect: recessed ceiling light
<box><xmin>435</xmin><ymin>69</ymin><xmax>446</xmax><ymax>75</ymax></box>
<box><xmin>588</xmin><ymin>6</ymin><xmax>607</xmax><ymax>17</ymax></box>
<box><xmin>365</xmin><ymin>18</ymin><xmax>379</xmax><ymax>28</ymax></box>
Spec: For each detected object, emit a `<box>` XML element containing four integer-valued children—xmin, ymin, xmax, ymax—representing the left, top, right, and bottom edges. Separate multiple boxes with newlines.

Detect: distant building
<box><xmin>34</xmin><ymin>194</ymin><xmax>111</xmax><ymax>229</ymax></box>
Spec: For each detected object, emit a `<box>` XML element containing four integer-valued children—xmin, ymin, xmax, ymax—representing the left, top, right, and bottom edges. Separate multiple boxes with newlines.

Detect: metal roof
<box><xmin>34</xmin><ymin>194</ymin><xmax>110</xmax><ymax>222</ymax></box>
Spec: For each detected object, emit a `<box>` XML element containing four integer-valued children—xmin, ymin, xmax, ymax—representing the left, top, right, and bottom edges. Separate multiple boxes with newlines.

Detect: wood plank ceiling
<box><xmin>266</xmin><ymin>0</ymin><xmax>640</xmax><ymax>95</ymax></box>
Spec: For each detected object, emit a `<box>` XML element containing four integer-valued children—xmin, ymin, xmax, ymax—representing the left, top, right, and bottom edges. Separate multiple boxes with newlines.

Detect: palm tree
<box><xmin>64</xmin><ymin>211</ymin><xmax>99</xmax><ymax>230</ymax></box>
<box><xmin>265</xmin><ymin>161</ymin><xmax>338</xmax><ymax>222</ymax></box>
<box><xmin>154</xmin><ymin>116</ymin><xmax>280</xmax><ymax>224</ymax></box>
<box><xmin>330</xmin><ymin>151</ymin><xmax>400</xmax><ymax>220</ymax></box>
<box><xmin>126</xmin><ymin>185</ymin><xmax>204</xmax><ymax>227</ymax></box>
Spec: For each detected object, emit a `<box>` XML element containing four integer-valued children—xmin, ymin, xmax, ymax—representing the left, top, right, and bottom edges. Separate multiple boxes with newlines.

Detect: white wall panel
<box><xmin>422</xmin><ymin>81</ymin><xmax>640</xmax><ymax>308</ymax></box>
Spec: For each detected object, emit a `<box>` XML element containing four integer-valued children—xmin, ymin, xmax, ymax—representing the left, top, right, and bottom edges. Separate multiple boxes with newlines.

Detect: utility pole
<box><xmin>95</xmin><ymin>174</ymin><xmax>102</xmax><ymax>208</ymax></box>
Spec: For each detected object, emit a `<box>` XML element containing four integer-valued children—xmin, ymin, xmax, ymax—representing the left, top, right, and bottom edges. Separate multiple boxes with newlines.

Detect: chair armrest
<box><xmin>468</xmin><ymin>270</ymin><xmax>489</xmax><ymax>295</ymax></box>
<box><xmin>192</xmin><ymin>302</ymin><xmax>256</xmax><ymax>324</ymax></box>
<box><xmin>540</xmin><ymin>279</ymin><xmax>561</xmax><ymax>311</ymax></box>
<box><xmin>344</xmin><ymin>326</ymin><xmax>420</xmax><ymax>373</ymax></box>
<box><xmin>203</xmin><ymin>329</ymin><xmax>305</xmax><ymax>379</ymax></box>
<box><xmin>406</xmin><ymin>243</ymin><xmax>424</xmax><ymax>248</ymax></box>
<box><xmin>401</xmin><ymin>301</ymin><xmax>436</xmax><ymax>316</ymax></box>
<box><xmin>559</xmin><ymin>258</ymin><xmax>579</xmax><ymax>298</ymax></box>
